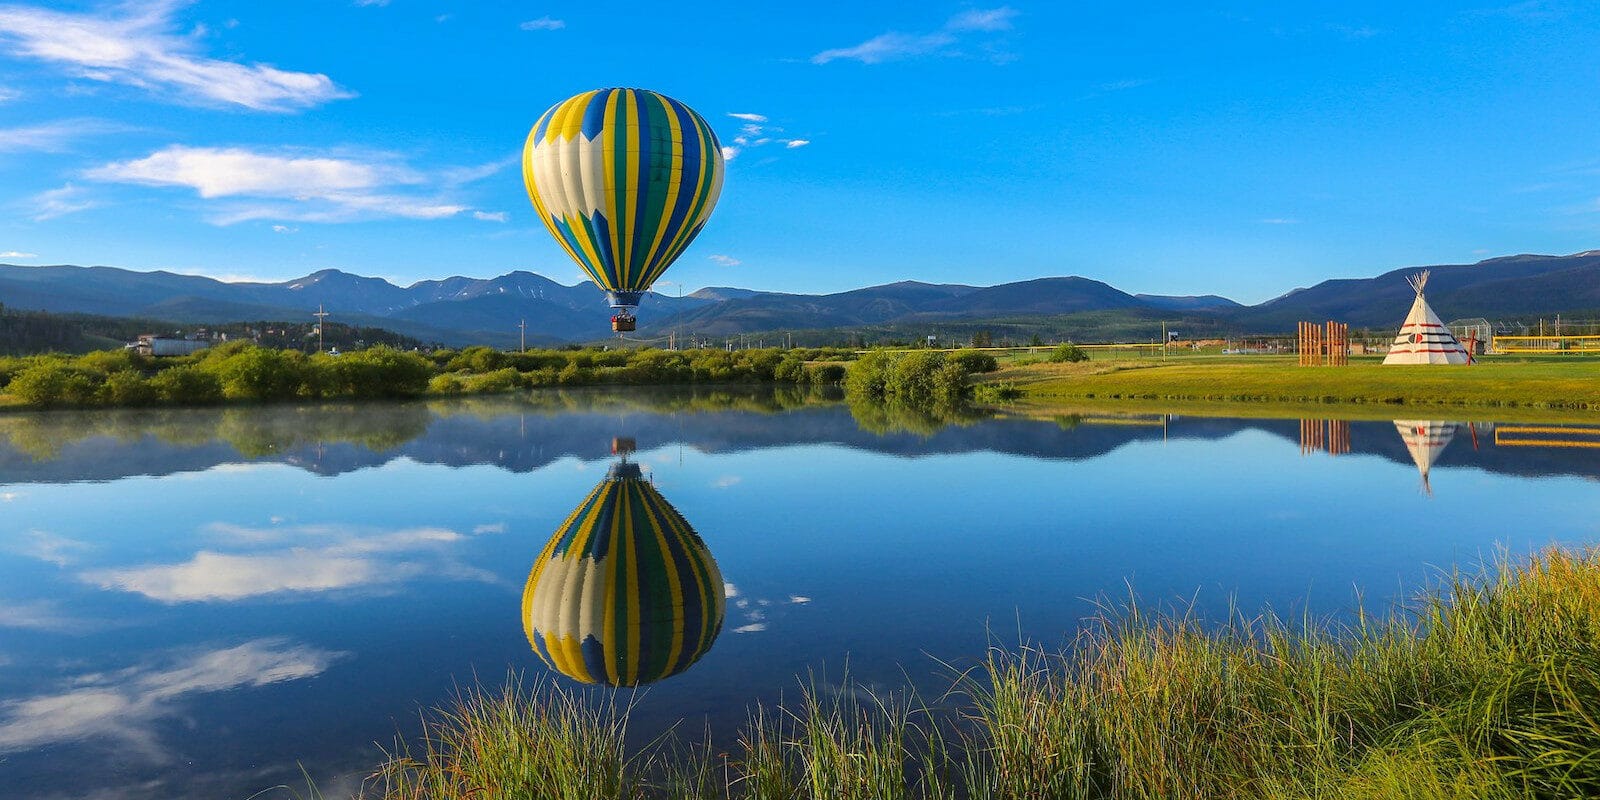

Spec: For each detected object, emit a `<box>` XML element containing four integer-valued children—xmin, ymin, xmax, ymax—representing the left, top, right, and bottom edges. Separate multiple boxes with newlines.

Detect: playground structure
<box><xmin>1492</xmin><ymin>334</ymin><xmax>1600</xmax><ymax>354</ymax></box>
<box><xmin>1297</xmin><ymin>321</ymin><xmax>1350</xmax><ymax>366</ymax></box>
<box><xmin>1493</xmin><ymin>425</ymin><xmax>1600</xmax><ymax>449</ymax></box>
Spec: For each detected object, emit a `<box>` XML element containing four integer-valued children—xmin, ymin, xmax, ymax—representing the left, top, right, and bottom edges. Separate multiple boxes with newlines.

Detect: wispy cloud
<box><xmin>708</xmin><ymin>254</ymin><xmax>741</xmax><ymax>267</ymax></box>
<box><xmin>353</xmin><ymin>0</ymin><xmax>390</xmax><ymax>6</ymax></box>
<box><xmin>0</xmin><ymin>85</ymin><xmax>17</xmax><ymax>102</ymax></box>
<box><xmin>28</xmin><ymin>183</ymin><xmax>96</xmax><ymax>220</ymax></box>
<box><xmin>0</xmin><ymin>1</ymin><xmax>352</xmax><ymax>111</ymax></box>
<box><xmin>721</xmin><ymin>114</ymin><xmax>812</xmax><ymax>162</ymax></box>
<box><xmin>85</xmin><ymin>145</ymin><xmax>490</xmax><ymax>225</ymax></box>
<box><xmin>1260</xmin><ymin>217</ymin><xmax>1301</xmax><ymax>225</ymax></box>
<box><xmin>0</xmin><ymin>118</ymin><xmax>128</xmax><ymax>153</ymax></box>
<box><xmin>1325</xmin><ymin>22</ymin><xmax>1382</xmax><ymax>39</ymax></box>
<box><xmin>520</xmin><ymin>16</ymin><xmax>565</xmax><ymax>31</ymax></box>
<box><xmin>472</xmin><ymin>210</ymin><xmax>508</xmax><ymax>222</ymax></box>
<box><xmin>270</xmin><ymin>224</ymin><xmax>295</xmax><ymax>233</ymax></box>
<box><xmin>0</xmin><ymin>250</ymin><xmax>36</xmax><ymax>258</ymax></box>
<box><xmin>16</xmin><ymin>530</ymin><xmax>91</xmax><ymax>567</ymax></box>
<box><xmin>81</xmin><ymin>522</ymin><xmax>494</xmax><ymax>602</ymax></box>
<box><xmin>0</xmin><ymin>639</ymin><xmax>343</xmax><ymax>760</ymax></box>
<box><xmin>813</xmin><ymin>6</ymin><xmax>1018</xmax><ymax>64</ymax></box>
<box><xmin>0</xmin><ymin>600</ymin><xmax>84</xmax><ymax>632</ymax></box>
<box><xmin>711</xmin><ymin>474</ymin><xmax>742</xmax><ymax>487</ymax></box>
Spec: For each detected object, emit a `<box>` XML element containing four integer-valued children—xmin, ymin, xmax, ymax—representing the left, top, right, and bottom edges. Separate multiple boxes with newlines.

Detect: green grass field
<box><xmin>992</xmin><ymin>354</ymin><xmax>1600</xmax><ymax>414</ymax></box>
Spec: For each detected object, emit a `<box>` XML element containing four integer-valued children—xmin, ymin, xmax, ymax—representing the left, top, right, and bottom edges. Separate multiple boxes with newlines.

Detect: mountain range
<box><xmin>3</xmin><ymin>251</ymin><xmax>1598</xmax><ymax>347</ymax></box>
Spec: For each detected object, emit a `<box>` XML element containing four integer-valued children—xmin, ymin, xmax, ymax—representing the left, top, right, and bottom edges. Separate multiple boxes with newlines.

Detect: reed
<box><xmin>360</xmin><ymin>547</ymin><xmax>1600</xmax><ymax>800</ymax></box>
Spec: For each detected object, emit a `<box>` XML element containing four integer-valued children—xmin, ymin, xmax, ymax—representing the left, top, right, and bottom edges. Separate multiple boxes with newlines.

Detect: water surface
<box><xmin>0</xmin><ymin>391</ymin><xmax>1595</xmax><ymax>799</ymax></box>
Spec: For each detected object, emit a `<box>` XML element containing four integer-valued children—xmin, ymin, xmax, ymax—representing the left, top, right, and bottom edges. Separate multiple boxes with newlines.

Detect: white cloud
<box><xmin>270</xmin><ymin>224</ymin><xmax>295</xmax><ymax>233</ymax></box>
<box><xmin>81</xmin><ymin>523</ymin><xmax>489</xmax><ymax>602</ymax></box>
<box><xmin>0</xmin><ymin>639</ymin><xmax>342</xmax><ymax>760</ymax></box>
<box><xmin>472</xmin><ymin>522</ymin><xmax>507</xmax><ymax>534</ymax></box>
<box><xmin>0</xmin><ymin>2</ymin><xmax>352</xmax><ymax>111</ymax></box>
<box><xmin>727</xmin><ymin>112</ymin><xmax>767</xmax><ymax>122</ymax></box>
<box><xmin>0</xmin><ymin>600</ymin><xmax>82</xmax><ymax>632</ymax></box>
<box><xmin>1260</xmin><ymin>218</ymin><xmax>1300</xmax><ymax>225</ymax></box>
<box><xmin>711</xmin><ymin>475</ymin><xmax>742</xmax><ymax>488</ymax></box>
<box><xmin>0</xmin><ymin>250</ymin><xmax>36</xmax><ymax>258</ymax></box>
<box><xmin>353</xmin><ymin>0</ymin><xmax>390</xmax><ymax>6</ymax></box>
<box><xmin>28</xmin><ymin>183</ymin><xmax>95</xmax><ymax>219</ymax></box>
<box><xmin>785</xmin><ymin>139</ymin><xmax>810</xmax><ymax>148</ymax></box>
<box><xmin>0</xmin><ymin>85</ymin><xmax>17</xmax><ymax>102</ymax></box>
<box><xmin>708</xmin><ymin>254</ymin><xmax>741</xmax><ymax>267</ymax></box>
<box><xmin>720</xmin><ymin>145</ymin><xmax>740</xmax><ymax>161</ymax></box>
<box><xmin>946</xmin><ymin>7</ymin><xmax>1019</xmax><ymax>32</ymax></box>
<box><xmin>0</xmin><ymin>118</ymin><xmax>127</xmax><ymax>153</ymax></box>
<box><xmin>16</xmin><ymin>530</ymin><xmax>91</xmax><ymax>567</ymax></box>
<box><xmin>86</xmin><ymin>145</ymin><xmax>484</xmax><ymax>224</ymax></box>
<box><xmin>520</xmin><ymin>16</ymin><xmax>565</xmax><ymax>31</ymax></box>
<box><xmin>723</xmin><ymin>582</ymin><xmax>739</xmax><ymax>598</ymax></box>
<box><xmin>472</xmin><ymin>210</ymin><xmax>508</xmax><ymax>222</ymax></box>
<box><xmin>789</xmin><ymin>595</ymin><xmax>812</xmax><ymax>604</ymax></box>
<box><xmin>813</xmin><ymin>7</ymin><xmax>1018</xmax><ymax>64</ymax></box>
<box><xmin>732</xmin><ymin>623</ymin><xmax>767</xmax><ymax>634</ymax></box>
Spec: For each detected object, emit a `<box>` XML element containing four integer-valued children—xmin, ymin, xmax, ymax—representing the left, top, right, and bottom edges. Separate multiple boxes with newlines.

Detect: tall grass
<box><xmin>360</xmin><ymin>547</ymin><xmax>1600</xmax><ymax>799</ymax></box>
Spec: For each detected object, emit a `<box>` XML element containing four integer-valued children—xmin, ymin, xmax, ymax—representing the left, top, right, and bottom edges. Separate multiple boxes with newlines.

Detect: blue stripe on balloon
<box><xmin>653</xmin><ymin>99</ymin><xmax>702</xmax><ymax>281</ymax></box>
<box><xmin>580</xmin><ymin>635</ymin><xmax>608</xmax><ymax>684</ymax></box>
<box><xmin>581</xmin><ymin>91</ymin><xmax>610</xmax><ymax>140</ymax></box>
<box><xmin>627</xmin><ymin>89</ymin><xmax>654</xmax><ymax>290</ymax></box>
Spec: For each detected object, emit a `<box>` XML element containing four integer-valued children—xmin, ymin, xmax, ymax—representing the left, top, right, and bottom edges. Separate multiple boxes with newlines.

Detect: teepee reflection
<box><xmin>521</xmin><ymin>438</ymin><xmax>725</xmax><ymax>686</ymax></box>
<box><xmin>1393</xmin><ymin>420</ymin><xmax>1458</xmax><ymax>496</ymax></box>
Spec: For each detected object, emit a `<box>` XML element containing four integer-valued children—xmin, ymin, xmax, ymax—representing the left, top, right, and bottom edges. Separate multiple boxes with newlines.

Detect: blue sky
<box><xmin>1</xmin><ymin>1</ymin><xmax>1597</xmax><ymax>303</ymax></box>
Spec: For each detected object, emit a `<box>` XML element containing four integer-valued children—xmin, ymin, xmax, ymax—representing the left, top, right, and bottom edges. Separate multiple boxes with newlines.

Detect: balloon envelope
<box><xmin>522</xmin><ymin>462</ymin><xmax>724</xmax><ymax>686</ymax></box>
<box><xmin>522</xmin><ymin>88</ymin><xmax>725</xmax><ymax>309</ymax></box>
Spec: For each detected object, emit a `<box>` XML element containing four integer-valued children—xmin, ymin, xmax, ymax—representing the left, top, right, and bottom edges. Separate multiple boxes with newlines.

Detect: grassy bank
<box><xmin>993</xmin><ymin>355</ymin><xmax>1600</xmax><ymax>412</ymax></box>
<box><xmin>359</xmin><ymin>547</ymin><xmax>1600</xmax><ymax>800</ymax></box>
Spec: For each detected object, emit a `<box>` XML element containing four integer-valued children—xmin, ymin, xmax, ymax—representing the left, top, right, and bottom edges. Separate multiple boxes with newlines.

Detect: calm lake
<box><xmin>1</xmin><ymin>389</ymin><xmax>1596</xmax><ymax>799</ymax></box>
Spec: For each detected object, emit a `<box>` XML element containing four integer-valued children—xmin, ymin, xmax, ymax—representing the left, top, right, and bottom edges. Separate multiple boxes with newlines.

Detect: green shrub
<box><xmin>207</xmin><ymin>346</ymin><xmax>307</xmax><ymax>400</ymax></box>
<box><xmin>428</xmin><ymin>372</ymin><xmax>466</xmax><ymax>394</ymax></box>
<box><xmin>949</xmin><ymin>349</ymin><xmax>999</xmax><ymax>373</ymax></box>
<box><xmin>327</xmin><ymin>346</ymin><xmax>433</xmax><ymax>398</ymax></box>
<box><xmin>462</xmin><ymin>367</ymin><xmax>524</xmax><ymax>394</ymax></box>
<box><xmin>7</xmin><ymin>362</ymin><xmax>100</xmax><ymax>407</ymax></box>
<box><xmin>100</xmin><ymin>369</ymin><xmax>156</xmax><ymax>406</ymax></box>
<box><xmin>1048</xmin><ymin>342</ymin><xmax>1090</xmax><ymax>363</ymax></box>
<box><xmin>148</xmin><ymin>365</ymin><xmax>223</xmax><ymax>405</ymax></box>
<box><xmin>773</xmin><ymin>356</ymin><xmax>807</xmax><ymax>383</ymax></box>
<box><xmin>809</xmin><ymin>363</ymin><xmax>848</xmax><ymax>385</ymax></box>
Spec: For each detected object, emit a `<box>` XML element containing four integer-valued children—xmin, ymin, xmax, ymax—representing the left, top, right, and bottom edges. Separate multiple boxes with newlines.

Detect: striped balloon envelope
<box><xmin>522</xmin><ymin>461</ymin><xmax>724</xmax><ymax>686</ymax></box>
<box><xmin>522</xmin><ymin>88</ymin><xmax>725</xmax><ymax>316</ymax></box>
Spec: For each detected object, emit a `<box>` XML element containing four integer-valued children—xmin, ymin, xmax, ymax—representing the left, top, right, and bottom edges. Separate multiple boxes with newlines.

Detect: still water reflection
<box><xmin>0</xmin><ymin>389</ymin><xmax>1595</xmax><ymax>799</ymax></box>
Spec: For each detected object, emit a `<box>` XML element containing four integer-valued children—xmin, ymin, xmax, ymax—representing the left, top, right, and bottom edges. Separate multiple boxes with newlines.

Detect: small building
<box><xmin>134</xmin><ymin>334</ymin><xmax>211</xmax><ymax>357</ymax></box>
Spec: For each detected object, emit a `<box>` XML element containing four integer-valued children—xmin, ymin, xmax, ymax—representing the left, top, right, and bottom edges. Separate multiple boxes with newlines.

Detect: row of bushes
<box><xmin>0</xmin><ymin>343</ymin><xmax>434</xmax><ymax>408</ymax></box>
<box><xmin>843</xmin><ymin>350</ymin><xmax>981</xmax><ymax>407</ymax></box>
<box><xmin>0</xmin><ymin>343</ymin><xmax>862</xmax><ymax>409</ymax></box>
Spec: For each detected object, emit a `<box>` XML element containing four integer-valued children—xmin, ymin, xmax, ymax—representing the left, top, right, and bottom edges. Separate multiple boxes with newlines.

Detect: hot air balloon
<box><xmin>522</xmin><ymin>88</ymin><xmax>726</xmax><ymax>333</ymax></box>
<box><xmin>522</xmin><ymin>445</ymin><xmax>724</xmax><ymax>686</ymax></box>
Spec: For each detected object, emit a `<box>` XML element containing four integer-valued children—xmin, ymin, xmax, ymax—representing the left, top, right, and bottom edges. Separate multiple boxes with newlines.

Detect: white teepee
<box><xmin>1383</xmin><ymin>271</ymin><xmax>1470</xmax><ymax>365</ymax></box>
<box><xmin>1393</xmin><ymin>420</ymin><xmax>1458</xmax><ymax>495</ymax></box>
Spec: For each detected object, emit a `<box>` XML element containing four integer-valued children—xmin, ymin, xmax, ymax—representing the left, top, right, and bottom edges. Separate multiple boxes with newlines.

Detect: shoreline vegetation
<box><xmin>0</xmin><ymin>343</ymin><xmax>860</xmax><ymax>410</ymax></box>
<box><xmin>2</xmin><ymin>343</ymin><xmax>1596</xmax><ymax>419</ymax></box>
<box><xmin>355</xmin><ymin>547</ymin><xmax>1600</xmax><ymax>800</ymax></box>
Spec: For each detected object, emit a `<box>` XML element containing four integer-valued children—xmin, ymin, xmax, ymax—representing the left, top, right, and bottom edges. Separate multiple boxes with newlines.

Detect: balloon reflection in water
<box><xmin>522</xmin><ymin>450</ymin><xmax>724</xmax><ymax>686</ymax></box>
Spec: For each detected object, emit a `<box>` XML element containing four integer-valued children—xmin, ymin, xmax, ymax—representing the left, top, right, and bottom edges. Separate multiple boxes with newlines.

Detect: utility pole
<box><xmin>519</xmin><ymin>319</ymin><xmax>527</xmax><ymax>352</ymax></box>
<box><xmin>313</xmin><ymin>304</ymin><xmax>330</xmax><ymax>353</ymax></box>
<box><xmin>1161</xmin><ymin>320</ymin><xmax>1168</xmax><ymax>361</ymax></box>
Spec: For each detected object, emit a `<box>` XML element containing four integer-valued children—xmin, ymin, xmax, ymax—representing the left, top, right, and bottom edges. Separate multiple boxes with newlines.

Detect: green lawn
<box><xmin>996</xmin><ymin>354</ymin><xmax>1600</xmax><ymax>413</ymax></box>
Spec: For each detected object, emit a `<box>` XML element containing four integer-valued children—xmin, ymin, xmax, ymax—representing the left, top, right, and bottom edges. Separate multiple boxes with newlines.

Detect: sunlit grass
<box><xmin>997</xmin><ymin>356</ymin><xmax>1600</xmax><ymax>411</ymax></box>
<box><xmin>359</xmin><ymin>547</ymin><xmax>1600</xmax><ymax>799</ymax></box>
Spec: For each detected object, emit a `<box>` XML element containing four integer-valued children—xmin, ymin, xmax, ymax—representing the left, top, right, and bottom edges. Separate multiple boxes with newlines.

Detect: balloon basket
<box><xmin>611</xmin><ymin>314</ymin><xmax>637</xmax><ymax>332</ymax></box>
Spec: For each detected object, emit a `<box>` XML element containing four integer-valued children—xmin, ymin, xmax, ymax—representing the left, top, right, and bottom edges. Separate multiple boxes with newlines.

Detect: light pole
<box><xmin>313</xmin><ymin>304</ymin><xmax>330</xmax><ymax>353</ymax></box>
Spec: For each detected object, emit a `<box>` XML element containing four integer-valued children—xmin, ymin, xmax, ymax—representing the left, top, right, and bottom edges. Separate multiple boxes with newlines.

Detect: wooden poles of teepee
<box><xmin>1298</xmin><ymin>320</ymin><xmax>1348</xmax><ymax>366</ymax></box>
